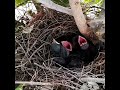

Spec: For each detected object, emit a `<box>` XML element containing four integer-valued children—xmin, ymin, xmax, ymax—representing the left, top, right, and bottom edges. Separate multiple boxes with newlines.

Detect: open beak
<box><xmin>52</xmin><ymin>39</ymin><xmax>60</xmax><ymax>44</ymax></box>
<box><xmin>78</xmin><ymin>36</ymin><xmax>89</xmax><ymax>50</ymax></box>
<box><xmin>61</xmin><ymin>41</ymin><xmax>72</xmax><ymax>51</ymax></box>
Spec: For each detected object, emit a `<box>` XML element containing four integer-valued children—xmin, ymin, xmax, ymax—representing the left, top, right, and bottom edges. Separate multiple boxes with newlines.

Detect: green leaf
<box><xmin>51</xmin><ymin>0</ymin><xmax>69</xmax><ymax>7</ymax></box>
<box><xmin>15</xmin><ymin>84</ymin><xmax>24</xmax><ymax>90</ymax></box>
<box><xmin>15</xmin><ymin>0</ymin><xmax>30</xmax><ymax>7</ymax></box>
<box><xmin>95</xmin><ymin>0</ymin><xmax>104</xmax><ymax>6</ymax></box>
<box><xmin>83</xmin><ymin>0</ymin><xmax>93</xmax><ymax>3</ymax></box>
<box><xmin>94</xmin><ymin>0</ymin><xmax>100</xmax><ymax>4</ymax></box>
<box><xmin>82</xmin><ymin>0</ymin><xmax>104</xmax><ymax>6</ymax></box>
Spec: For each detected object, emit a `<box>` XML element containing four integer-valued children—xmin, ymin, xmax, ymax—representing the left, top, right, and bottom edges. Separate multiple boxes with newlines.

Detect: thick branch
<box><xmin>69</xmin><ymin>0</ymin><xmax>88</xmax><ymax>34</ymax></box>
<box><xmin>68</xmin><ymin>0</ymin><xmax>99</xmax><ymax>44</ymax></box>
<box><xmin>35</xmin><ymin>0</ymin><xmax>72</xmax><ymax>15</ymax></box>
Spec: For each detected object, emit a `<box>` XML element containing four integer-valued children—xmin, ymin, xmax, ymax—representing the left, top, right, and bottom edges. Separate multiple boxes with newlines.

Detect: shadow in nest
<box><xmin>15</xmin><ymin>9</ymin><xmax>105</xmax><ymax>90</ymax></box>
<box><xmin>51</xmin><ymin>30</ymin><xmax>105</xmax><ymax>68</ymax></box>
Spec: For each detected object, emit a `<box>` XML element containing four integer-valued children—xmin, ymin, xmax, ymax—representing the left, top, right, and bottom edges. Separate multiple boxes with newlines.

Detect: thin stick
<box><xmin>15</xmin><ymin>77</ymin><xmax>105</xmax><ymax>86</ymax></box>
<box><xmin>15</xmin><ymin>81</ymin><xmax>79</xmax><ymax>89</ymax></box>
<box><xmin>81</xmin><ymin>77</ymin><xmax>105</xmax><ymax>84</ymax></box>
<box><xmin>15</xmin><ymin>81</ymin><xmax>53</xmax><ymax>86</ymax></box>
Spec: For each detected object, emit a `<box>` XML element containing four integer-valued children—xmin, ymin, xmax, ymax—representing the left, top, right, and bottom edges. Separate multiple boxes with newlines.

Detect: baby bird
<box><xmin>71</xmin><ymin>35</ymin><xmax>99</xmax><ymax>65</ymax></box>
<box><xmin>51</xmin><ymin>39</ymin><xmax>72</xmax><ymax>66</ymax></box>
<box><xmin>51</xmin><ymin>32</ymin><xmax>99</xmax><ymax>67</ymax></box>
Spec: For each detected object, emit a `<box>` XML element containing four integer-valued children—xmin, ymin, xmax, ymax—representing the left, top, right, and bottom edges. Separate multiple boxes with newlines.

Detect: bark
<box><xmin>68</xmin><ymin>0</ymin><xmax>99</xmax><ymax>45</ymax></box>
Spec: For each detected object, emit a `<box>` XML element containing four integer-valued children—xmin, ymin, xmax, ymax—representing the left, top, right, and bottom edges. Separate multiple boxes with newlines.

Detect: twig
<box><xmin>15</xmin><ymin>81</ymin><xmax>53</xmax><ymax>86</ymax></box>
<box><xmin>15</xmin><ymin>77</ymin><xmax>105</xmax><ymax>86</ymax></box>
<box><xmin>34</xmin><ymin>62</ymin><xmax>82</xmax><ymax>83</ymax></box>
<box><xmin>81</xmin><ymin>77</ymin><xmax>105</xmax><ymax>84</ymax></box>
<box><xmin>15</xmin><ymin>81</ymin><xmax>79</xmax><ymax>89</ymax></box>
<box><xmin>15</xmin><ymin>61</ymin><xmax>28</xmax><ymax>68</ymax></box>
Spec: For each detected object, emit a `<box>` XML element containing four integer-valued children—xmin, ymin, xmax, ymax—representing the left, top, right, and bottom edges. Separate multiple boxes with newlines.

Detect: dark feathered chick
<box><xmin>51</xmin><ymin>39</ymin><xmax>72</xmax><ymax>66</ymax></box>
<box><xmin>51</xmin><ymin>39</ymin><xmax>72</xmax><ymax>58</ymax></box>
<box><xmin>51</xmin><ymin>32</ymin><xmax>99</xmax><ymax>67</ymax></box>
<box><xmin>71</xmin><ymin>35</ymin><xmax>99</xmax><ymax>65</ymax></box>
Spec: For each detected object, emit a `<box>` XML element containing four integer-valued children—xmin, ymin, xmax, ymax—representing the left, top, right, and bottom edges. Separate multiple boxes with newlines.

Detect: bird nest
<box><xmin>15</xmin><ymin>9</ymin><xmax>105</xmax><ymax>90</ymax></box>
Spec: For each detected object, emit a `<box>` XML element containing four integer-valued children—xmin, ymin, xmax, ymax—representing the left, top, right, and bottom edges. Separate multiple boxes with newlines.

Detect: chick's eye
<box><xmin>61</xmin><ymin>41</ymin><xmax>72</xmax><ymax>51</ymax></box>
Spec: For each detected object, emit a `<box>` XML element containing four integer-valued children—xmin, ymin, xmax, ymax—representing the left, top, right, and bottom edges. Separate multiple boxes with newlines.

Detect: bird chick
<box><xmin>51</xmin><ymin>39</ymin><xmax>72</xmax><ymax>66</ymax></box>
<box><xmin>51</xmin><ymin>32</ymin><xmax>99</xmax><ymax>67</ymax></box>
<box><xmin>72</xmin><ymin>35</ymin><xmax>99</xmax><ymax>65</ymax></box>
<box><xmin>51</xmin><ymin>39</ymin><xmax>72</xmax><ymax>58</ymax></box>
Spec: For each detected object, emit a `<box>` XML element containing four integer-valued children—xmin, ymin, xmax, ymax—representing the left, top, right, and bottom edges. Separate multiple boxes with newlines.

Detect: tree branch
<box><xmin>35</xmin><ymin>0</ymin><xmax>72</xmax><ymax>15</ymax></box>
<box><xmin>68</xmin><ymin>0</ymin><xmax>99</xmax><ymax>44</ymax></box>
<box><xmin>69</xmin><ymin>0</ymin><xmax>88</xmax><ymax>34</ymax></box>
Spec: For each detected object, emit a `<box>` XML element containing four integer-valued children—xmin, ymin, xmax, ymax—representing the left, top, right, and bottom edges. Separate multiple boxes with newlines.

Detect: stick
<box><xmin>15</xmin><ymin>81</ymin><xmax>79</xmax><ymax>89</ymax></box>
<box><xmin>81</xmin><ymin>77</ymin><xmax>105</xmax><ymax>84</ymax></box>
<box><xmin>15</xmin><ymin>77</ymin><xmax>105</xmax><ymax>86</ymax></box>
<box><xmin>15</xmin><ymin>81</ymin><xmax>53</xmax><ymax>86</ymax></box>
